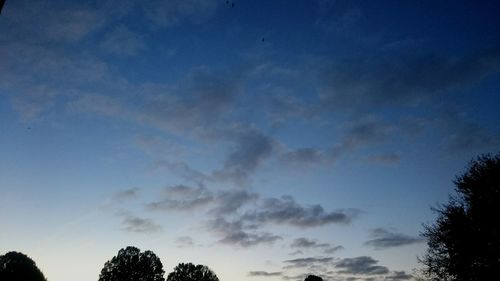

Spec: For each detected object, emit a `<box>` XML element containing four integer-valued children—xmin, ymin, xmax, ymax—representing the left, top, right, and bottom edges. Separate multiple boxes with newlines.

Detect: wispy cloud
<box><xmin>175</xmin><ymin>236</ymin><xmax>195</xmax><ymax>248</ymax></box>
<box><xmin>364</xmin><ymin>228</ymin><xmax>424</xmax><ymax>250</ymax></box>
<box><xmin>242</xmin><ymin>196</ymin><xmax>359</xmax><ymax>228</ymax></box>
<box><xmin>212</xmin><ymin>126</ymin><xmax>275</xmax><ymax>186</ymax></box>
<box><xmin>291</xmin><ymin>238</ymin><xmax>330</xmax><ymax>249</ymax></box>
<box><xmin>142</xmin><ymin>0</ymin><xmax>219</xmax><ymax>28</ymax></box>
<box><xmin>113</xmin><ymin>187</ymin><xmax>141</xmax><ymax>201</ymax></box>
<box><xmin>330</xmin><ymin>118</ymin><xmax>393</xmax><ymax>159</ymax></box>
<box><xmin>145</xmin><ymin>185</ymin><xmax>213</xmax><ymax>212</ymax></box>
<box><xmin>365</xmin><ymin>153</ymin><xmax>401</xmax><ymax>165</ymax></box>
<box><xmin>210</xmin><ymin>190</ymin><xmax>259</xmax><ymax>216</ymax></box>
<box><xmin>437</xmin><ymin>109</ymin><xmax>500</xmax><ymax>153</ymax></box>
<box><xmin>248</xmin><ymin>271</ymin><xmax>282</xmax><ymax>277</ymax></box>
<box><xmin>335</xmin><ymin>256</ymin><xmax>389</xmax><ymax>275</ymax></box>
<box><xmin>290</xmin><ymin>238</ymin><xmax>344</xmax><ymax>254</ymax></box>
<box><xmin>208</xmin><ymin>217</ymin><xmax>282</xmax><ymax>247</ymax></box>
<box><xmin>100</xmin><ymin>25</ymin><xmax>146</xmax><ymax>57</ymax></box>
<box><xmin>280</xmin><ymin>148</ymin><xmax>325</xmax><ymax>164</ymax></box>
<box><xmin>283</xmin><ymin>257</ymin><xmax>334</xmax><ymax>269</ymax></box>
<box><xmin>385</xmin><ymin>271</ymin><xmax>414</xmax><ymax>280</ymax></box>
<box><xmin>318</xmin><ymin>45</ymin><xmax>500</xmax><ymax>109</ymax></box>
<box><xmin>119</xmin><ymin>213</ymin><xmax>162</xmax><ymax>233</ymax></box>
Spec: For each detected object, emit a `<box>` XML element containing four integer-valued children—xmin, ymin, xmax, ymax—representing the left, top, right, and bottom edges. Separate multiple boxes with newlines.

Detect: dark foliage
<box><xmin>99</xmin><ymin>246</ymin><xmax>164</xmax><ymax>281</ymax></box>
<box><xmin>305</xmin><ymin>275</ymin><xmax>323</xmax><ymax>281</ymax></box>
<box><xmin>167</xmin><ymin>263</ymin><xmax>219</xmax><ymax>281</ymax></box>
<box><xmin>0</xmin><ymin>251</ymin><xmax>46</xmax><ymax>281</ymax></box>
<box><xmin>420</xmin><ymin>153</ymin><xmax>500</xmax><ymax>281</ymax></box>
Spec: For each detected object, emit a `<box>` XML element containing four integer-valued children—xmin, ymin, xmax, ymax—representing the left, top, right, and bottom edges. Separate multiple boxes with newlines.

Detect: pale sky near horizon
<box><xmin>1</xmin><ymin>1</ymin><xmax>500</xmax><ymax>281</ymax></box>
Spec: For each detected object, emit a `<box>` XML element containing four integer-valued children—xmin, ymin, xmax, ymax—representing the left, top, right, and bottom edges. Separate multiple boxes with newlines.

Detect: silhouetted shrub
<box><xmin>167</xmin><ymin>263</ymin><xmax>219</xmax><ymax>281</ymax></box>
<box><xmin>99</xmin><ymin>246</ymin><xmax>164</xmax><ymax>281</ymax></box>
<box><xmin>0</xmin><ymin>251</ymin><xmax>46</xmax><ymax>281</ymax></box>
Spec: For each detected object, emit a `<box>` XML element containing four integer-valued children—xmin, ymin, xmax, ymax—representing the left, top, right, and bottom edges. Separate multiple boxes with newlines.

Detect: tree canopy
<box><xmin>0</xmin><ymin>251</ymin><xmax>46</xmax><ymax>281</ymax></box>
<box><xmin>166</xmin><ymin>263</ymin><xmax>219</xmax><ymax>281</ymax></box>
<box><xmin>99</xmin><ymin>246</ymin><xmax>165</xmax><ymax>281</ymax></box>
<box><xmin>420</xmin><ymin>153</ymin><xmax>500</xmax><ymax>281</ymax></box>
<box><xmin>304</xmin><ymin>275</ymin><xmax>323</xmax><ymax>281</ymax></box>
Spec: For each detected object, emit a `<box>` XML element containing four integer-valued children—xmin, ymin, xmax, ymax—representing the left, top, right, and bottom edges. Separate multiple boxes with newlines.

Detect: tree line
<box><xmin>0</xmin><ymin>246</ymin><xmax>323</xmax><ymax>281</ymax></box>
<box><xmin>2</xmin><ymin>153</ymin><xmax>499</xmax><ymax>281</ymax></box>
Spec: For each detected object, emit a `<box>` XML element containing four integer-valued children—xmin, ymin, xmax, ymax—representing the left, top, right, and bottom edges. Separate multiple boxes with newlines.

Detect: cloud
<box><xmin>100</xmin><ymin>25</ymin><xmax>145</xmax><ymax>56</ymax></box>
<box><xmin>135</xmin><ymin>135</ymin><xmax>185</xmax><ymax>159</ymax></box>
<box><xmin>141</xmin><ymin>66</ymin><xmax>241</xmax><ymax>133</ymax></box>
<box><xmin>248</xmin><ymin>271</ymin><xmax>282</xmax><ymax>277</ymax></box>
<box><xmin>281</xmin><ymin>273</ymin><xmax>311</xmax><ymax>281</ymax></box>
<box><xmin>365</xmin><ymin>153</ymin><xmax>401</xmax><ymax>165</ymax></box>
<box><xmin>143</xmin><ymin>0</ymin><xmax>219</xmax><ymax>28</ymax></box>
<box><xmin>212</xmin><ymin>126</ymin><xmax>275</xmax><ymax>185</ymax></box>
<box><xmin>210</xmin><ymin>190</ymin><xmax>259</xmax><ymax>215</ymax></box>
<box><xmin>175</xmin><ymin>236</ymin><xmax>195</xmax><ymax>247</ymax></box>
<box><xmin>283</xmin><ymin>257</ymin><xmax>334</xmax><ymax>269</ymax></box>
<box><xmin>145</xmin><ymin>185</ymin><xmax>213</xmax><ymax>212</ymax></box>
<box><xmin>3</xmin><ymin>1</ymin><xmax>106</xmax><ymax>43</ymax></box>
<box><xmin>330</xmin><ymin>118</ymin><xmax>393</xmax><ymax>159</ymax></box>
<box><xmin>318</xmin><ymin>45</ymin><xmax>500</xmax><ymax>109</ymax></box>
<box><xmin>145</xmin><ymin>185</ymin><xmax>258</xmax><ymax>216</ymax></box>
<box><xmin>120</xmin><ymin>213</ymin><xmax>162</xmax><ymax>233</ymax></box>
<box><xmin>280</xmin><ymin>148</ymin><xmax>325</xmax><ymax>164</ymax></box>
<box><xmin>324</xmin><ymin>245</ymin><xmax>345</xmax><ymax>254</ymax></box>
<box><xmin>364</xmin><ymin>228</ymin><xmax>424</xmax><ymax>250</ymax></box>
<box><xmin>289</xmin><ymin>250</ymin><xmax>304</xmax><ymax>256</ymax></box>
<box><xmin>155</xmin><ymin>161</ymin><xmax>211</xmax><ymax>185</ymax></box>
<box><xmin>437</xmin><ymin>109</ymin><xmax>500</xmax><ymax>153</ymax></box>
<box><xmin>10</xmin><ymin>89</ymin><xmax>58</xmax><ymax>121</ymax></box>
<box><xmin>207</xmin><ymin>217</ymin><xmax>282</xmax><ymax>247</ymax></box>
<box><xmin>45</xmin><ymin>8</ymin><xmax>106</xmax><ymax>42</ymax></box>
<box><xmin>242</xmin><ymin>195</ymin><xmax>359</xmax><ymax>228</ymax></box>
<box><xmin>113</xmin><ymin>187</ymin><xmax>140</xmax><ymax>201</ymax></box>
<box><xmin>219</xmin><ymin>230</ymin><xmax>283</xmax><ymax>248</ymax></box>
<box><xmin>385</xmin><ymin>271</ymin><xmax>414</xmax><ymax>280</ymax></box>
<box><xmin>289</xmin><ymin>237</ymin><xmax>344</xmax><ymax>254</ymax></box>
<box><xmin>291</xmin><ymin>238</ymin><xmax>329</xmax><ymax>248</ymax></box>
<box><xmin>335</xmin><ymin>256</ymin><xmax>389</xmax><ymax>275</ymax></box>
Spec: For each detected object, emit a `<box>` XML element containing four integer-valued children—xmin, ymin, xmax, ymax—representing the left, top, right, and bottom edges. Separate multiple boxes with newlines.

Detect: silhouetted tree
<box><xmin>0</xmin><ymin>251</ymin><xmax>46</xmax><ymax>281</ymax></box>
<box><xmin>99</xmin><ymin>246</ymin><xmax>164</xmax><ymax>281</ymax></box>
<box><xmin>167</xmin><ymin>263</ymin><xmax>219</xmax><ymax>281</ymax></box>
<box><xmin>420</xmin><ymin>153</ymin><xmax>500</xmax><ymax>281</ymax></box>
<box><xmin>0</xmin><ymin>0</ymin><xmax>5</xmax><ymax>15</ymax></box>
<box><xmin>305</xmin><ymin>275</ymin><xmax>323</xmax><ymax>281</ymax></box>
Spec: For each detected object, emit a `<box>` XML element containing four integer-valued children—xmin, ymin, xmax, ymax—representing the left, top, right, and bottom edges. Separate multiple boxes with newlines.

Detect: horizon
<box><xmin>1</xmin><ymin>1</ymin><xmax>500</xmax><ymax>281</ymax></box>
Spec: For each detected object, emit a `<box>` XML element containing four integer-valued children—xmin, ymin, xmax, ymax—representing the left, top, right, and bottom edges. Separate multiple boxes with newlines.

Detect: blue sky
<box><xmin>1</xmin><ymin>1</ymin><xmax>499</xmax><ymax>281</ymax></box>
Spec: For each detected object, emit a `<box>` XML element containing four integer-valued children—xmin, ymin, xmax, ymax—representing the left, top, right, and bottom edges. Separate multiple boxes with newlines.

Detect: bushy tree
<box><xmin>167</xmin><ymin>263</ymin><xmax>219</xmax><ymax>281</ymax></box>
<box><xmin>305</xmin><ymin>275</ymin><xmax>323</xmax><ymax>281</ymax></box>
<box><xmin>0</xmin><ymin>251</ymin><xmax>46</xmax><ymax>281</ymax></box>
<box><xmin>420</xmin><ymin>153</ymin><xmax>500</xmax><ymax>281</ymax></box>
<box><xmin>99</xmin><ymin>246</ymin><xmax>164</xmax><ymax>281</ymax></box>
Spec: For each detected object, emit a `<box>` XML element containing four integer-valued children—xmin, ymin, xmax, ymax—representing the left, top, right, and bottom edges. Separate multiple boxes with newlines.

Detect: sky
<box><xmin>0</xmin><ymin>0</ymin><xmax>499</xmax><ymax>280</ymax></box>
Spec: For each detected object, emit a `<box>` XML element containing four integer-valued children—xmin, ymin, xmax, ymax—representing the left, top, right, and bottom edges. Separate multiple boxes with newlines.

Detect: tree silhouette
<box><xmin>167</xmin><ymin>263</ymin><xmax>219</xmax><ymax>281</ymax></box>
<box><xmin>99</xmin><ymin>246</ymin><xmax>165</xmax><ymax>281</ymax></box>
<box><xmin>0</xmin><ymin>0</ymin><xmax>5</xmax><ymax>15</ymax></box>
<box><xmin>0</xmin><ymin>251</ymin><xmax>46</xmax><ymax>281</ymax></box>
<box><xmin>305</xmin><ymin>275</ymin><xmax>323</xmax><ymax>281</ymax></box>
<box><xmin>420</xmin><ymin>153</ymin><xmax>500</xmax><ymax>281</ymax></box>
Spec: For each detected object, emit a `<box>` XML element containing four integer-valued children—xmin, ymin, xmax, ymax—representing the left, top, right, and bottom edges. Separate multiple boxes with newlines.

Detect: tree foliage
<box><xmin>99</xmin><ymin>246</ymin><xmax>165</xmax><ymax>281</ymax></box>
<box><xmin>166</xmin><ymin>263</ymin><xmax>219</xmax><ymax>281</ymax></box>
<box><xmin>304</xmin><ymin>275</ymin><xmax>323</xmax><ymax>281</ymax></box>
<box><xmin>420</xmin><ymin>153</ymin><xmax>500</xmax><ymax>281</ymax></box>
<box><xmin>0</xmin><ymin>251</ymin><xmax>46</xmax><ymax>281</ymax></box>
